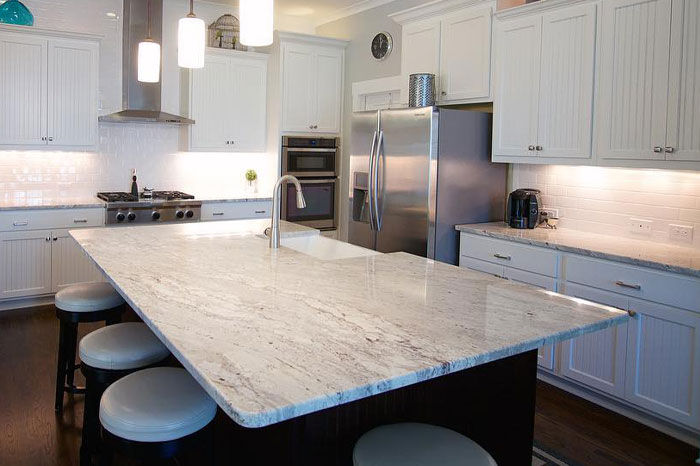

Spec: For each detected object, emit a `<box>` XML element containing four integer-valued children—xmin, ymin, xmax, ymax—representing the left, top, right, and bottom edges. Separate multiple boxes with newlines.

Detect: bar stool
<box><xmin>99</xmin><ymin>367</ymin><xmax>217</xmax><ymax>465</ymax></box>
<box><xmin>353</xmin><ymin>423</ymin><xmax>498</xmax><ymax>466</ymax></box>
<box><xmin>79</xmin><ymin>322</ymin><xmax>170</xmax><ymax>466</ymax></box>
<box><xmin>54</xmin><ymin>282</ymin><xmax>125</xmax><ymax>412</ymax></box>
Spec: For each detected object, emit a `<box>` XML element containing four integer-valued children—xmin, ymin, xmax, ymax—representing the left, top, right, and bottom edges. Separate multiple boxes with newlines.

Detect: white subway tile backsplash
<box><xmin>512</xmin><ymin>165</ymin><xmax>700</xmax><ymax>248</ymax></box>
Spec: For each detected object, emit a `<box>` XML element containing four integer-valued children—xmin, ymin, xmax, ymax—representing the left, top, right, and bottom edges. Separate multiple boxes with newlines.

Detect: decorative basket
<box><xmin>208</xmin><ymin>14</ymin><xmax>247</xmax><ymax>51</ymax></box>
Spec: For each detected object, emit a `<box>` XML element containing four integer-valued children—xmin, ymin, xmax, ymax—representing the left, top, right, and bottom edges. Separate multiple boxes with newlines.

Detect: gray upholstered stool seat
<box><xmin>79</xmin><ymin>322</ymin><xmax>169</xmax><ymax>371</ymax></box>
<box><xmin>100</xmin><ymin>367</ymin><xmax>217</xmax><ymax>443</ymax></box>
<box><xmin>55</xmin><ymin>282</ymin><xmax>125</xmax><ymax>312</ymax></box>
<box><xmin>353</xmin><ymin>423</ymin><xmax>497</xmax><ymax>466</ymax></box>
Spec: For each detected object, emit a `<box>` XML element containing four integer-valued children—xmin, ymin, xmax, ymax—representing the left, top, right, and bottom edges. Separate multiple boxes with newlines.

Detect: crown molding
<box><xmin>495</xmin><ymin>0</ymin><xmax>595</xmax><ymax>19</ymax></box>
<box><xmin>0</xmin><ymin>23</ymin><xmax>103</xmax><ymax>41</ymax></box>
<box><xmin>276</xmin><ymin>30</ymin><xmax>349</xmax><ymax>47</ymax></box>
<box><xmin>389</xmin><ymin>0</ymin><xmax>493</xmax><ymax>24</ymax></box>
<box><xmin>316</xmin><ymin>0</ymin><xmax>399</xmax><ymax>26</ymax></box>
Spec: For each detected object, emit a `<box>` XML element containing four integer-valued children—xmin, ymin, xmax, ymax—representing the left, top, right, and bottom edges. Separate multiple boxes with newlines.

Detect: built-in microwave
<box><xmin>281</xmin><ymin>136</ymin><xmax>339</xmax><ymax>178</ymax></box>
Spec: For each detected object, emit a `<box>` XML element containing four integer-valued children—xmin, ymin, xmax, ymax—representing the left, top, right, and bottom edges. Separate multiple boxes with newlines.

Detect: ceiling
<box><xmin>205</xmin><ymin>0</ymin><xmax>391</xmax><ymax>25</ymax></box>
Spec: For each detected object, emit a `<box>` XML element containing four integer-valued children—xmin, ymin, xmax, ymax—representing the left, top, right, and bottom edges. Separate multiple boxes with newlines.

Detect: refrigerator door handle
<box><xmin>368</xmin><ymin>130</ymin><xmax>378</xmax><ymax>231</ymax></box>
<box><xmin>372</xmin><ymin>130</ymin><xmax>384</xmax><ymax>231</ymax></box>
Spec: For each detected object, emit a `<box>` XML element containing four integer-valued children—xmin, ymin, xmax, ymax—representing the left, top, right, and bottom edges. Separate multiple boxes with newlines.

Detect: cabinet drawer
<box><xmin>201</xmin><ymin>201</ymin><xmax>272</xmax><ymax>221</ymax></box>
<box><xmin>0</xmin><ymin>208</ymin><xmax>104</xmax><ymax>232</ymax></box>
<box><xmin>459</xmin><ymin>233</ymin><xmax>559</xmax><ymax>277</ymax></box>
<box><xmin>564</xmin><ymin>254</ymin><xmax>700</xmax><ymax>312</ymax></box>
<box><xmin>459</xmin><ymin>256</ymin><xmax>504</xmax><ymax>277</ymax></box>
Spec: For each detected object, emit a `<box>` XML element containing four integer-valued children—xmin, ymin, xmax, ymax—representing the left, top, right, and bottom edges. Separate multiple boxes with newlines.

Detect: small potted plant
<box><xmin>245</xmin><ymin>169</ymin><xmax>258</xmax><ymax>193</ymax></box>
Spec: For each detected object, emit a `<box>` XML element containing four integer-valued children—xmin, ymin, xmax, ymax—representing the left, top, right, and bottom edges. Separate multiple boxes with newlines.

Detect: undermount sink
<box><xmin>280</xmin><ymin>235</ymin><xmax>380</xmax><ymax>260</ymax></box>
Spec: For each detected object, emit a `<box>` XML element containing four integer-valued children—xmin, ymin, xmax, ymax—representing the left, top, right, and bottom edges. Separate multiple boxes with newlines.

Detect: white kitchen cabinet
<box><xmin>392</xmin><ymin>0</ymin><xmax>495</xmax><ymax>105</ymax></box>
<box><xmin>51</xmin><ymin>229</ymin><xmax>103</xmax><ymax>292</ymax></box>
<box><xmin>0</xmin><ymin>27</ymin><xmax>99</xmax><ymax>149</ymax></box>
<box><xmin>625</xmin><ymin>298</ymin><xmax>700</xmax><ymax>430</ymax></box>
<box><xmin>493</xmin><ymin>3</ymin><xmax>596</xmax><ymax>161</ymax></box>
<box><xmin>0</xmin><ymin>230</ymin><xmax>53</xmax><ymax>300</ymax></box>
<box><xmin>665</xmin><ymin>0</ymin><xmax>700</xmax><ymax>162</ymax></box>
<box><xmin>183</xmin><ymin>49</ymin><xmax>268</xmax><ymax>152</ymax></box>
<box><xmin>201</xmin><ymin>201</ymin><xmax>272</xmax><ymax>222</ymax></box>
<box><xmin>560</xmin><ymin>282</ymin><xmax>629</xmax><ymax>398</ymax></box>
<box><xmin>597</xmin><ymin>0</ymin><xmax>672</xmax><ymax>162</ymax></box>
<box><xmin>281</xmin><ymin>41</ymin><xmax>344</xmax><ymax>134</ymax></box>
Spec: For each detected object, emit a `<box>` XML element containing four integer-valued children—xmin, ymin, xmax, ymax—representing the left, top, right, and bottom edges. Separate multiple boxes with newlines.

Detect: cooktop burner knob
<box><xmin>175</xmin><ymin>210</ymin><xmax>184</xmax><ymax>219</ymax></box>
<box><xmin>115</xmin><ymin>212</ymin><xmax>125</xmax><ymax>222</ymax></box>
<box><xmin>127</xmin><ymin>212</ymin><xmax>136</xmax><ymax>222</ymax></box>
<box><xmin>151</xmin><ymin>211</ymin><xmax>161</xmax><ymax>220</ymax></box>
<box><xmin>185</xmin><ymin>210</ymin><xmax>194</xmax><ymax>218</ymax></box>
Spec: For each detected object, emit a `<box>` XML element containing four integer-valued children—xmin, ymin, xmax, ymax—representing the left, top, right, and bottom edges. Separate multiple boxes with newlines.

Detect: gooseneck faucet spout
<box><xmin>270</xmin><ymin>175</ymin><xmax>306</xmax><ymax>249</ymax></box>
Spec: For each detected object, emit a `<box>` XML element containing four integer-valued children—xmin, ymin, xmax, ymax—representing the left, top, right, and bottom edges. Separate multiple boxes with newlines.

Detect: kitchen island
<box><xmin>70</xmin><ymin>219</ymin><xmax>628</xmax><ymax>465</ymax></box>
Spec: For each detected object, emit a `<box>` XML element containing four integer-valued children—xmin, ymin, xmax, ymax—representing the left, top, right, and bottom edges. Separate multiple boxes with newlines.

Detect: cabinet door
<box><xmin>560</xmin><ymin>283</ymin><xmax>629</xmax><ymax>398</ymax></box>
<box><xmin>502</xmin><ymin>267</ymin><xmax>557</xmax><ymax>370</ymax></box>
<box><xmin>596</xmin><ymin>0</ymin><xmax>672</xmax><ymax>160</ymax></box>
<box><xmin>625</xmin><ymin>299</ymin><xmax>700</xmax><ymax>429</ymax></box>
<box><xmin>665</xmin><ymin>0</ymin><xmax>700</xmax><ymax>162</ymax></box>
<box><xmin>230</xmin><ymin>57</ymin><xmax>267</xmax><ymax>151</ymax></box>
<box><xmin>439</xmin><ymin>5</ymin><xmax>492</xmax><ymax>102</ymax></box>
<box><xmin>0</xmin><ymin>34</ymin><xmax>47</xmax><ymax>146</ymax></box>
<box><xmin>537</xmin><ymin>3</ymin><xmax>596</xmax><ymax>159</ymax></box>
<box><xmin>492</xmin><ymin>16</ymin><xmax>541</xmax><ymax>157</ymax></box>
<box><xmin>401</xmin><ymin>18</ymin><xmax>441</xmax><ymax>102</ymax></box>
<box><xmin>314</xmin><ymin>46</ymin><xmax>343</xmax><ymax>134</ymax></box>
<box><xmin>47</xmin><ymin>39</ymin><xmax>98</xmax><ymax>147</ymax></box>
<box><xmin>282</xmin><ymin>43</ymin><xmax>316</xmax><ymax>132</ymax></box>
<box><xmin>189</xmin><ymin>54</ymin><xmax>232</xmax><ymax>150</ymax></box>
<box><xmin>50</xmin><ymin>230</ymin><xmax>102</xmax><ymax>293</ymax></box>
<box><xmin>0</xmin><ymin>230</ymin><xmax>52</xmax><ymax>299</ymax></box>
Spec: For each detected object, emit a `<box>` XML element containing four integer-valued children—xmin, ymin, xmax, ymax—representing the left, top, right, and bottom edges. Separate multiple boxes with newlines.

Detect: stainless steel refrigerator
<box><xmin>348</xmin><ymin>107</ymin><xmax>506</xmax><ymax>265</ymax></box>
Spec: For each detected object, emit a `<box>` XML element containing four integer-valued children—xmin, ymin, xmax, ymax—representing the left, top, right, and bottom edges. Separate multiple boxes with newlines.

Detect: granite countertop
<box><xmin>199</xmin><ymin>196</ymin><xmax>273</xmax><ymax>204</ymax></box>
<box><xmin>71</xmin><ymin>219</ymin><xmax>627</xmax><ymax>428</ymax></box>
<box><xmin>0</xmin><ymin>197</ymin><xmax>107</xmax><ymax>211</ymax></box>
<box><xmin>456</xmin><ymin>222</ymin><xmax>700</xmax><ymax>278</ymax></box>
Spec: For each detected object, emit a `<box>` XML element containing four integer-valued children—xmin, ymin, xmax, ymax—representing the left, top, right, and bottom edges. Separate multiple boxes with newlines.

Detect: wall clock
<box><xmin>371</xmin><ymin>32</ymin><xmax>393</xmax><ymax>61</ymax></box>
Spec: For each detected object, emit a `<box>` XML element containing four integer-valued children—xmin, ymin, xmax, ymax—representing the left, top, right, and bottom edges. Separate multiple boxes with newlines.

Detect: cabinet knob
<box><xmin>45</xmin><ymin>236</ymin><xmax>51</xmax><ymax>242</ymax></box>
<box><xmin>536</xmin><ymin>145</ymin><xmax>543</xmax><ymax>151</ymax></box>
<box><xmin>41</xmin><ymin>136</ymin><xmax>47</xmax><ymax>141</ymax></box>
<box><xmin>627</xmin><ymin>309</ymin><xmax>637</xmax><ymax>317</ymax></box>
<box><xmin>441</xmin><ymin>91</ymin><xmax>447</xmax><ymax>96</ymax></box>
<box><xmin>53</xmin><ymin>236</ymin><xmax>58</xmax><ymax>241</ymax></box>
<box><xmin>665</xmin><ymin>147</ymin><xmax>674</xmax><ymax>153</ymax></box>
<box><xmin>528</xmin><ymin>145</ymin><xmax>535</xmax><ymax>151</ymax></box>
<box><xmin>309</xmin><ymin>125</ymin><xmax>314</xmax><ymax>129</ymax></box>
<box><xmin>653</xmin><ymin>146</ymin><xmax>663</xmax><ymax>153</ymax></box>
<box><xmin>226</xmin><ymin>141</ymin><xmax>230</xmax><ymax>145</ymax></box>
<box><xmin>48</xmin><ymin>137</ymin><xmax>53</xmax><ymax>142</ymax></box>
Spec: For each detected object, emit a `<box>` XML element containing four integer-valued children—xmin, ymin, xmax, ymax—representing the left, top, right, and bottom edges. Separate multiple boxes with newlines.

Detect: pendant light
<box><xmin>178</xmin><ymin>0</ymin><xmax>205</xmax><ymax>68</ymax></box>
<box><xmin>138</xmin><ymin>0</ymin><xmax>161</xmax><ymax>83</ymax></box>
<box><xmin>240</xmin><ymin>0</ymin><xmax>274</xmax><ymax>47</ymax></box>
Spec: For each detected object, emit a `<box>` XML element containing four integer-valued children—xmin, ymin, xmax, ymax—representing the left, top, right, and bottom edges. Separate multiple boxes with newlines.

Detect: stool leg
<box><xmin>55</xmin><ymin>320</ymin><xmax>68</xmax><ymax>412</ymax></box>
<box><xmin>65</xmin><ymin>322</ymin><xmax>79</xmax><ymax>389</ymax></box>
<box><xmin>80</xmin><ymin>374</ymin><xmax>103</xmax><ymax>466</ymax></box>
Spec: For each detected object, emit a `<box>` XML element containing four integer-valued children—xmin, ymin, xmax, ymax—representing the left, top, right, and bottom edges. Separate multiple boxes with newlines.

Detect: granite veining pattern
<box><xmin>71</xmin><ymin>220</ymin><xmax>628</xmax><ymax>428</ymax></box>
<box><xmin>200</xmin><ymin>196</ymin><xmax>273</xmax><ymax>204</ymax></box>
<box><xmin>456</xmin><ymin>222</ymin><xmax>700</xmax><ymax>278</ymax></box>
<box><xmin>0</xmin><ymin>197</ymin><xmax>106</xmax><ymax>211</ymax></box>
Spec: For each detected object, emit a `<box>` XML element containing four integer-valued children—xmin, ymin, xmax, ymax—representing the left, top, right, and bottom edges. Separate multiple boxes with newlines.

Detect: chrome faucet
<box><xmin>269</xmin><ymin>175</ymin><xmax>306</xmax><ymax>249</ymax></box>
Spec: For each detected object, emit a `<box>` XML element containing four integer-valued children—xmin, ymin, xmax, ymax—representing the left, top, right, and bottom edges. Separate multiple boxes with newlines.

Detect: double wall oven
<box><xmin>281</xmin><ymin>136</ymin><xmax>339</xmax><ymax>231</ymax></box>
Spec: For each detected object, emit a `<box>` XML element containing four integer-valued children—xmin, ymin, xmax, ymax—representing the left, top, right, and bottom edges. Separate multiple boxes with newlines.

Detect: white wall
<box><xmin>0</xmin><ymin>0</ymin><xmax>314</xmax><ymax>204</ymax></box>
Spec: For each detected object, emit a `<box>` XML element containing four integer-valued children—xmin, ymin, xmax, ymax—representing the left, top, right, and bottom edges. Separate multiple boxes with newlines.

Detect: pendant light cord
<box><xmin>146</xmin><ymin>0</ymin><xmax>152</xmax><ymax>40</ymax></box>
<box><xmin>188</xmin><ymin>0</ymin><xmax>195</xmax><ymax>17</ymax></box>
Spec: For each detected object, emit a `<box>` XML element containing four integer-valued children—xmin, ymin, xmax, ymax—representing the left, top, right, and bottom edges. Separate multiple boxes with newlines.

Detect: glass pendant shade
<box><xmin>240</xmin><ymin>0</ymin><xmax>274</xmax><ymax>47</ymax></box>
<box><xmin>138</xmin><ymin>40</ymin><xmax>161</xmax><ymax>83</ymax></box>
<box><xmin>178</xmin><ymin>16</ymin><xmax>205</xmax><ymax>68</ymax></box>
<box><xmin>0</xmin><ymin>0</ymin><xmax>34</xmax><ymax>26</ymax></box>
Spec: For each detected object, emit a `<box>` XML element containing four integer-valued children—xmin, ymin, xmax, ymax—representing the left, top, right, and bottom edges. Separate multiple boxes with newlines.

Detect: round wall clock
<box><xmin>371</xmin><ymin>32</ymin><xmax>393</xmax><ymax>61</ymax></box>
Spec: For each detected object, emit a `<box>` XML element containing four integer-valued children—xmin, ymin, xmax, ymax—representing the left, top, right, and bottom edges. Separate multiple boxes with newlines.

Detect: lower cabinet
<box><xmin>201</xmin><ymin>201</ymin><xmax>272</xmax><ymax>222</ymax></box>
<box><xmin>0</xmin><ymin>228</ymin><xmax>102</xmax><ymax>300</ymax></box>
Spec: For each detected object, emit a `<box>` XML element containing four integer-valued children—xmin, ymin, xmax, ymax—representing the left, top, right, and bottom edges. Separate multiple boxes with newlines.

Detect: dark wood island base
<box><xmin>211</xmin><ymin>350</ymin><xmax>538</xmax><ymax>466</ymax></box>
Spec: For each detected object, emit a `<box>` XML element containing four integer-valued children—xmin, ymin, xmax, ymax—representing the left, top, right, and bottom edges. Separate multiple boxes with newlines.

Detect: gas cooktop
<box><xmin>97</xmin><ymin>191</ymin><xmax>195</xmax><ymax>203</ymax></box>
<box><xmin>97</xmin><ymin>191</ymin><xmax>202</xmax><ymax>225</ymax></box>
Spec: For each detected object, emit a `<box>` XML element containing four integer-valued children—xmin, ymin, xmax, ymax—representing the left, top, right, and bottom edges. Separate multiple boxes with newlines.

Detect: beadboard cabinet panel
<box><xmin>230</xmin><ymin>56</ymin><xmax>268</xmax><ymax>151</ymax></box>
<box><xmin>282</xmin><ymin>42</ymin><xmax>316</xmax><ymax>133</ymax></box>
<box><xmin>596</xmin><ymin>0</ymin><xmax>672</xmax><ymax>161</ymax></box>
<box><xmin>0</xmin><ymin>230</ymin><xmax>53</xmax><ymax>300</ymax></box>
<box><xmin>188</xmin><ymin>54</ymin><xmax>231</xmax><ymax>151</ymax></box>
<box><xmin>50</xmin><ymin>230</ymin><xmax>103</xmax><ymax>293</ymax></box>
<box><xmin>0</xmin><ymin>34</ymin><xmax>47</xmax><ymax>146</ymax></box>
<box><xmin>537</xmin><ymin>3</ymin><xmax>596</xmax><ymax>159</ymax></box>
<box><xmin>492</xmin><ymin>15</ymin><xmax>541</xmax><ymax>157</ymax></box>
<box><xmin>314</xmin><ymin>48</ymin><xmax>343</xmax><ymax>134</ymax></box>
<box><xmin>666</xmin><ymin>0</ymin><xmax>700</xmax><ymax>162</ymax></box>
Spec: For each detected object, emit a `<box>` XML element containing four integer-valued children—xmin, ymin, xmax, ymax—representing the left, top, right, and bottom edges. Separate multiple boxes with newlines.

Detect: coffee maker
<box><xmin>507</xmin><ymin>189</ymin><xmax>542</xmax><ymax>229</ymax></box>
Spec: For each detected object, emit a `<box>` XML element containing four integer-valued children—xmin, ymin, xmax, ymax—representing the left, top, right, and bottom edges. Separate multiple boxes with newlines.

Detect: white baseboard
<box><xmin>0</xmin><ymin>295</ymin><xmax>54</xmax><ymax>311</ymax></box>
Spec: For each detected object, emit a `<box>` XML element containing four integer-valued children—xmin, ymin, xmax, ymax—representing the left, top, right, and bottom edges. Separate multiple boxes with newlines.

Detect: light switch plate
<box><xmin>669</xmin><ymin>224</ymin><xmax>693</xmax><ymax>244</ymax></box>
<box><xmin>629</xmin><ymin>218</ymin><xmax>653</xmax><ymax>236</ymax></box>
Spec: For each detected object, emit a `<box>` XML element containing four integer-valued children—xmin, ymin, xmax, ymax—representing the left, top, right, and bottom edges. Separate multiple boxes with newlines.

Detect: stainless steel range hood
<box><xmin>99</xmin><ymin>0</ymin><xmax>194</xmax><ymax>124</ymax></box>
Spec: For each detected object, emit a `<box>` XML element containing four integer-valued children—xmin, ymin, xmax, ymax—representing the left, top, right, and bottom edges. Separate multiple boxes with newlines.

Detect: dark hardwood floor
<box><xmin>0</xmin><ymin>305</ymin><xmax>697</xmax><ymax>466</ymax></box>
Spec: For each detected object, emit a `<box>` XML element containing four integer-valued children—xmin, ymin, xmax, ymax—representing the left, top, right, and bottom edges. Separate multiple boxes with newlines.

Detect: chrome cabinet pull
<box><xmin>528</xmin><ymin>145</ymin><xmax>535</xmax><ymax>151</ymax></box>
<box><xmin>41</xmin><ymin>136</ymin><xmax>47</xmax><ymax>141</ymax></box>
<box><xmin>665</xmin><ymin>147</ymin><xmax>674</xmax><ymax>153</ymax></box>
<box><xmin>13</xmin><ymin>221</ymin><xmax>29</xmax><ymax>227</ymax></box>
<box><xmin>441</xmin><ymin>91</ymin><xmax>447</xmax><ymax>96</ymax></box>
<box><xmin>536</xmin><ymin>145</ymin><xmax>543</xmax><ymax>151</ymax></box>
<box><xmin>493</xmin><ymin>253</ymin><xmax>512</xmax><ymax>261</ymax></box>
<box><xmin>254</xmin><ymin>210</ymin><xmax>266</xmax><ymax>214</ymax></box>
<box><xmin>212</xmin><ymin>212</ymin><xmax>224</xmax><ymax>216</ymax></box>
<box><xmin>653</xmin><ymin>146</ymin><xmax>663</xmax><ymax>153</ymax></box>
<box><xmin>45</xmin><ymin>236</ymin><xmax>51</xmax><ymax>242</ymax></box>
<box><xmin>615</xmin><ymin>280</ymin><xmax>641</xmax><ymax>291</ymax></box>
<box><xmin>73</xmin><ymin>219</ymin><xmax>88</xmax><ymax>224</ymax></box>
<box><xmin>48</xmin><ymin>137</ymin><xmax>53</xmax><ymax>142</ymax></box>
<box><xmin>53</xmin><ymin>236</ymin><xmax>58</xmax><ymax>241</ymax></box>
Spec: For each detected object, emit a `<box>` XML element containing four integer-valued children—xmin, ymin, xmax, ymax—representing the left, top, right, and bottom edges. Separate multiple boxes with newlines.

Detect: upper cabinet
<box><xmin>182</xmin><ymin>48</ymin><xmax>268</xmax><ymax>152</ymax></box>
<box><xmin>0</xmin><ymin>27</ymin><xmax>99</xmax><ymax>149</ymax></box>
<box><xmin>391</xmin><ymin>0</ymin><xmax>495</xmax><ymax>105</ymax></box>
<box><xmin>280</xmin><ymin>38</ymin><xmax>344</xmax><ymax>134</ymax></box>
<box><xmin>493</xmin><ymin>0</ymin><xmax>700</xmax><ymax>170</ymax></box>
<box><xmin>493</xmin><ymin>2</ymin><xmax>597</xmax><ymax>162</ymax></box>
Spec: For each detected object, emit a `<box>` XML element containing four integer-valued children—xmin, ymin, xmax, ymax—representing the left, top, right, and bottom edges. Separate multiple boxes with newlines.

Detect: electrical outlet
<box><xmin>629</xmin><ymin>218</ymin><xmax>653</xmax><ymax>236</ymax></box>
<box><xmin>540</xmin><ymin>208</ymin><xmax>560</xmax><ymax>219</ymax></box>
<box><xmin>669</xmin><ymin>224</ymin><xmax>694</xmax><ymax>244</ymax></box>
